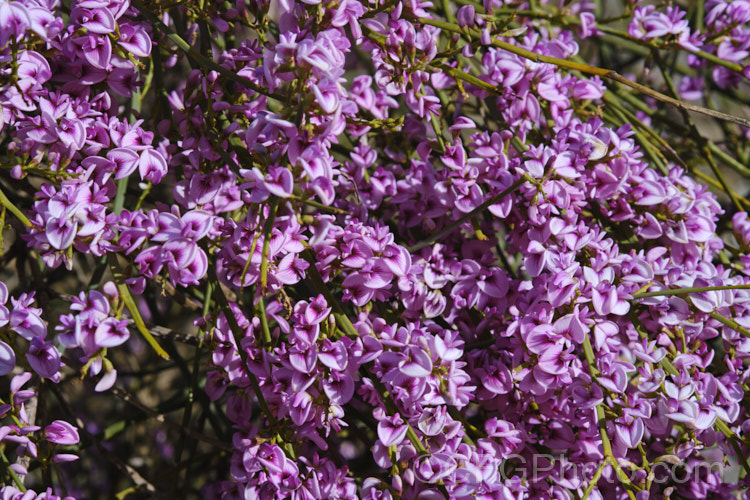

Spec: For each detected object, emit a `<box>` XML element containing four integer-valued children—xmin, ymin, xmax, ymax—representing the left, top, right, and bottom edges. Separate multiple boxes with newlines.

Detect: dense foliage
<box><xmin>2</xmin><ymin>0</ymin><xmax>750</xmax><ymax>498</ymax></box>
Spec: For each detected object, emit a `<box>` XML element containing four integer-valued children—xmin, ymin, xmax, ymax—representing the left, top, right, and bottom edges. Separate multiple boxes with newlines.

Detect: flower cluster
<box><xmin>0</xmin><ymin>284</ymin><xmax>60</xmax><ymax>382</ymax></box>
<box><xmin>0</xmin><ymin>372</ymin><xmax>78</xmax><ymax>487</ymax></box>
<box><xmin>1</xmin><ymin>0</ymin><xmax>750</xmax><ymax>498</ymax></box>
<box><xmin>54</xmin><ymin>287</ymin><xmax>126</xmax><ymax>391</ymax></box>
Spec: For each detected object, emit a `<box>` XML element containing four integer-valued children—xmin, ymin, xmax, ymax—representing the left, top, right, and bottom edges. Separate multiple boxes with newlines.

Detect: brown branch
<box><xmin>125</xmin><ymin>321</ymin><xmax>201</xmax><ymax>347</ymax></box>
<box><xmin>110</xmin><ymin>387</ymin><xmax>232</xmax><ymax>452</ymax></box>
<box><xmin>48</xmin><ymin>385</ymin><xmax>160</xmax><ymax>497</ymax></box>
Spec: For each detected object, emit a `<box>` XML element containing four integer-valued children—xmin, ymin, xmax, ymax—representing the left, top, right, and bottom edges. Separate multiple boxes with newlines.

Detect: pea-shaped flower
<box><xmin>45</xmin><ymin>420</ymin><xmax>79</xmax><ymax>446</ymax></box>
<box><xmin>377</xmin><ymin>414</ymin><xmax>408</xmax><ymax>447</ymax></box>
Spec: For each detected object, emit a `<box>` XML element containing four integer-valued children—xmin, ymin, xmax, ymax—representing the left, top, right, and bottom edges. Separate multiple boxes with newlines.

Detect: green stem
<box><xmin>435</xmin><ymin>63</ymin><xmax>501</xmax><ymax>95</ymax></box>
<box><xmin>707</xmin><ymin>142</ymin><xmax>750</xmax><ymax>177</ymax></box>
<box><xmin>441</xmin><ymin>0</ymin><xmax>456</xmax><ymax>23</ymax></box>
<box><xmin>0</xmin><ymin>187</ymin><xmax>31</xmax><ymax>228</ymax></box>
<box><xmin>0</xmin><ymin>446</ymin><xmax>26</xmax><ymax>491</ymax></box>
<box><xmin>706</xmin><ymin>310</ymin><xmax>750</xmax><ymax>339</ymax></box>
<box><xmin>581</xmin><ymin>459</ymin><xmax>607</xmax><ymax>500</ymax></box>
<box><xmin>300</xmin><ymin>248</ymin><xmax>360</xmax><ymax>339</ymax></box>
<box><xmin>289</xmin><ymin>194</ymin><xmax>349</xmax><ymax>214</ymax></box>
<box><xmin>652</xmin><ymin>49</ymin><xmax>744</xmax><ymax>212</ymax></box>
<box><xmin>108</xmin><ymin>253</ymin><xmax>170</xmax><ymax>359</ymax></box>
<box><xmin>633</xmin><ymin>285</ymin><xmax>750</xmax><ymax>299</ymax></box>
<box><xmin>583</xmin><ymin>333</ymin><xmax>639</xmax><ymax>499</ymax></box>
<box><xmin>430</xmin><ymin>112</ymin><xmax>447</xmax><ymax>153</ymax></box>
<box><xmin>477</xmin><ymin>7</ymin><xmax>742</xmax><ymax>74</ymax></box>
<box><xmin>259</xmin><ymin>197</ymin><xmax>279</xmax><ymax>293</ymax></box>
<box><xmin>257</xmin><ymin>198</ymin><xmax>279</xmax><ymax>349</ymax></box>
<box><xmin>134</xmin><ymin>182</ymin><xmax>151</xmax><ymax>211</ymax></box>
<box><xmin>209</xmin><ymin>275</ymin><xmax>296</xmax><ymax>459</ymax></box>
<box><xmin>257</xmin><ymin>295</ymin><xmax>273</xmax><ymax>349</ymax></box>
<box><xmin>695</xmin><ymin>0</ymin><xmax>705</xmax><ymax>33</ymax></box>
<box><xmin>726</xmin><ymin>432</ymin><xmax>750</xmax><ymax>477</ymax></box>
<box><xmin>114</xmin><ymin>178</ymin><xmax>127</xmax><ymax>215</ymax></box>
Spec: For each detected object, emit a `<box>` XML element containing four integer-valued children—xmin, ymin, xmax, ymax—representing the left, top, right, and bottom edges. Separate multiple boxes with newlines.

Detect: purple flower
<box><xmin>107</xmin><ymin>148</ymin><xmax>140</xmax><ymax>180</ymax></box>
<box><xmin>457</xmin><ymin>5</ymin><xmax>475</xmax><ymax>30</ymax></box>
<box><xmin>139</xmin><ymin>149</ymin><xmax>168</xmax><ymax>184</ymax></box>
<box><xmin>615</xmin><ymin>415</ymin><xmax>645</xmax><ymax>449</ymax></box>
<box><xmin>72</xmin><ymin>34</ymin><xmax>112</xmax><ymax>69</ymax></box>
<box><xmin>0</xmin><ymin>282</ymin><xmax>9</xmax><ymax>327</ymax></box>
<box><xmin>10</xmin><ymin>294</ymin><xmax>47</xmax><ymax>341</ymax></box>
<box><xmin>300</xmin><ymin>295</ymin><xmax>331</xmax><ymax>326</ymax></box>
<box><xmin>361</xmin><ymin>478</ymin><xmax>393</xmax><ymax>500</ymax></box>
<box><xmin>322</xmin><ymin>371</ymin><xmax>355</xmax><ymax>405</ymax></box>
<box><xmin>241</xmin><ymin>166</ymin><xmax>294</xmax><ymax>202</ymax></box>
<box><xmin>94</xmin><ymin>317</ymin><xmax>130</xmax><ymax>348</ymax></box>
<box><xmin>0</xmin><ymin>2</ymin><xmax>30</xmax><ymax>47</ymax></box>
<box><xmin>94</xmin><ymin>368</ymin><xmax>117</xmax><ymax>393</ymax></box>
<box><xmin>118</xmin><ymin>23</ymin><xmax>151</xmax><ymax>58</ymax></box>
<box><xmin>417</xmin><ymin>406</ymin><xmax>448</xmax><ymax>436</ymax></box>
<box><xmin>398</xmin><ymin>345</ymin><xmax>433</xmax><ymax>377</ymax></box>
<box><xmin>26</xmin><ymin>337</ymin><xmax>61</xmax><ymax>381</ymax></box>
<box><xmin>628</xmin><ymin>6</ymin><xmax>698</xmax><ymax>51</ymax></box>
<box><xmin>45</xmin><ymin>420</ymin><xmax>79</xmax><ymax>445</ymax></box>
<box><xmin>71</xmin><ymin>5</ymin><xmax>116</xmax><ymax>34</ymax></box>
<box><xmin>484</xmin><ymin>418</ymin><xmax>523</xmax><ymax>456</ymax></box>
<box><xmin>583</xmin><ymin>267</ymin><xmax>631</xmax><ymax>316</ymax></box>
<box><xmin>377</xmin><ymin>414</ymin><xmax>408</xmax><ymax>447</ymax></box>
<box><xmin>416</xmin><ymin>453</ymin><xmax>457</xmax><ymax>483</ymax></box>
<box><xmin>53</xmin><ymin>454</ymin><xmax>80</xmax><ymax>463</ymax></box>
<box><xmin>0</xmin><ymin>341</ymin><xmax>15</xmax><ymax>376</ymax></box>
<box><xmin>10</xmin><ymin>372</ymin><xmax>34</xmax><ymax>407</ymax></box>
